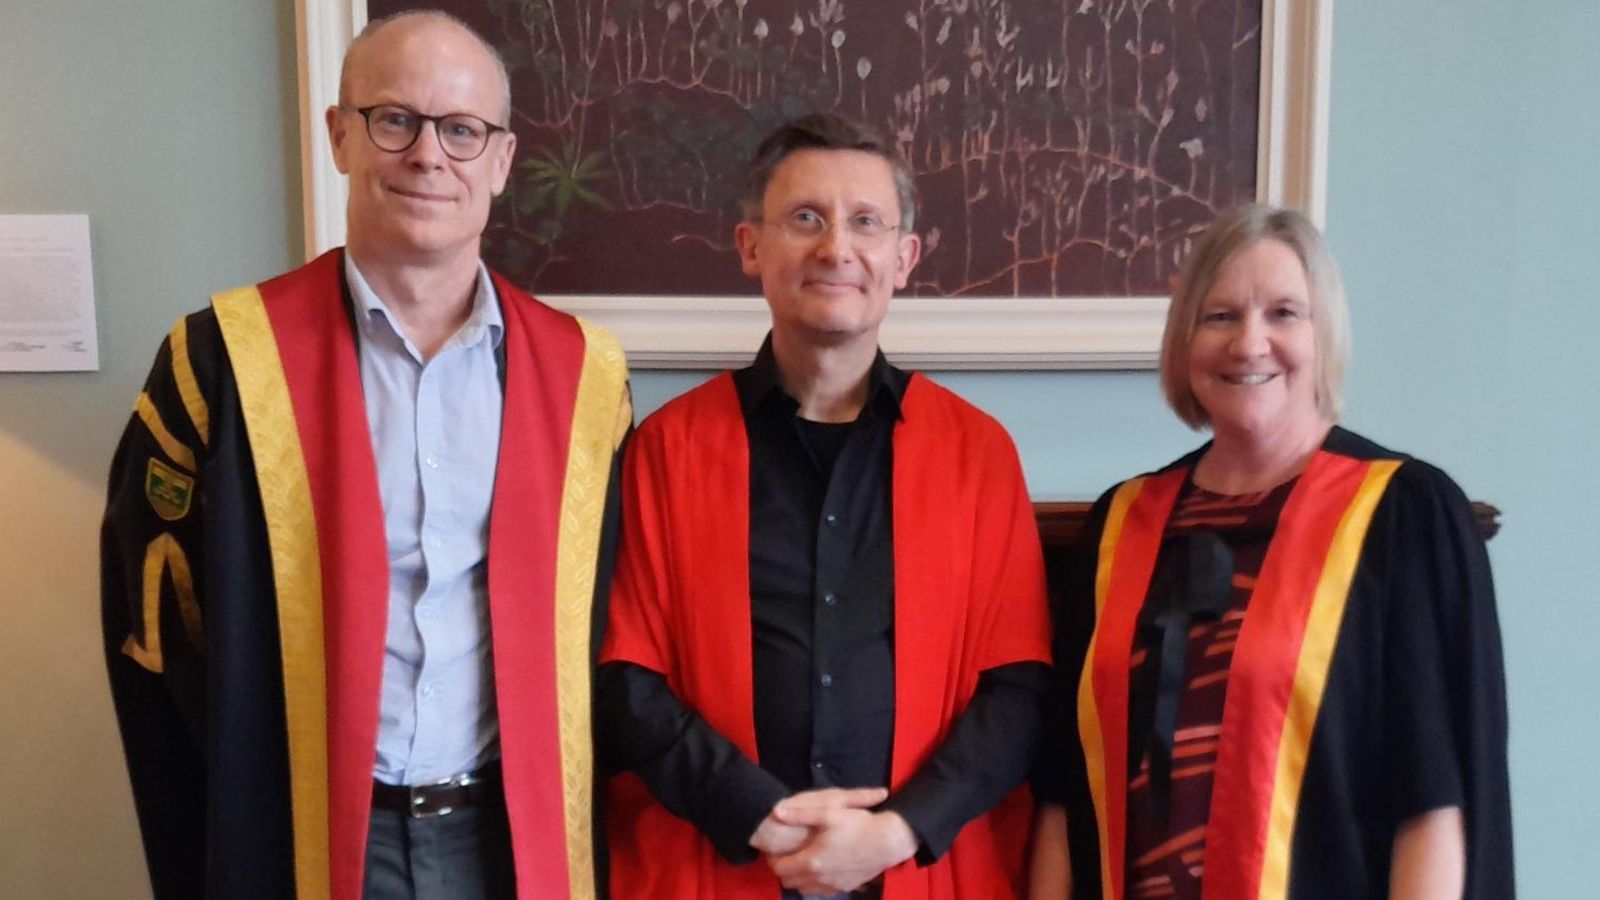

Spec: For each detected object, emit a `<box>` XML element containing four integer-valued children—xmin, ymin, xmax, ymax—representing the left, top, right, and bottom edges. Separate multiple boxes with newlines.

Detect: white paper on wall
<box><xmin>0</xmin><ymin>214</ymin><xmax>100</xmax><ymax>372</ymax></box>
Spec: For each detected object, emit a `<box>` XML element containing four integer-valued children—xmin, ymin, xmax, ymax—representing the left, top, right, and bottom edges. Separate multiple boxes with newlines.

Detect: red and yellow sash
<box><xmin>1078</xmin><ymin>451</ymin><xmax>1400</xmax><ymax>900</ymax></box>
<box><xmin>211</xmin><ymin>250</ymin><xmax>628</xmax><ymax>900</ymax></box>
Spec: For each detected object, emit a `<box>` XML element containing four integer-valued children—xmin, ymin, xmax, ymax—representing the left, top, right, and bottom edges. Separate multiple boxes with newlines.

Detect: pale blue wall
<box><xmin>1321</xmin><ymin>1</ymin><xmax>1599</xmax><ymax>891</ymax></box>
<box><xmin>0</xmin><ymin>0</ymin><xmax>302</xmax><ymax>476</ymax></box>
<box><xmin>0</xmin><ymin>0</ymin><xmax>1592</xmax><ymax>896</ymax></box>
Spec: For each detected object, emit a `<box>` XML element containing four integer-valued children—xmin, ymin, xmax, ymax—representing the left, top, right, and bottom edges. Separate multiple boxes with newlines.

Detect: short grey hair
<box><xmin>1160</xmin><ymin>203</ymin><xmax>1350</xmax><ymax>429</ymax></box>
<box><xmin>338</xmin><ymin>9</ymin><xmax>511</xmax><ymax>124</ymax></box>
<box><xmin>742</xmin><ymin>113</ymin><xmax>918</xmax><ymax>232</ymax></box>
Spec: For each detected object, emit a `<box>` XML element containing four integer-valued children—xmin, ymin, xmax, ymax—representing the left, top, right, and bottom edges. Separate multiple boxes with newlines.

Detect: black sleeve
<box><xmin>1032</xmin><ymin>488</ymin><xmax>1115</xmax><ymax>900</ymax></box>
<box><xmin>101</xmin><ymin>318</ymin><xmax>212</xmax><ymax>899</ymax></box>
<box><xmin>1033</xmin><ymin>490</ymin><xmax>1113</xmax><ymax>806</ymax></box>
<box><xmin>1377</xmin><ymin>463</ymin><xmax>1513</xmax><ymax>898</ymax></box>
<box><xmin>596</xmin><ymin>661</ymin><xmax>791</xmax><ymax>865</ymax></box>
<box><xmin>589</xmin><ymin>414</ymin><xmax>630</xmax><ymax>669</ymax></box>
<box><xmin>588</xmin><ymin>409</ymin><xmax>629</xmax><ymax>900</ymax></box>
<box><xmin>879</xmin><ymin>660</ymin><xmax>1051</xmax><ymax>863</ymax></box>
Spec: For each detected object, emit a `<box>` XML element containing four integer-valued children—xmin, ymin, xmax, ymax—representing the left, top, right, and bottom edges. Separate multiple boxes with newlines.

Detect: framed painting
<box><xmin>294</xmin><ymin>0</ymin><xmax>1330</xmax><ymax>368</ymax></box>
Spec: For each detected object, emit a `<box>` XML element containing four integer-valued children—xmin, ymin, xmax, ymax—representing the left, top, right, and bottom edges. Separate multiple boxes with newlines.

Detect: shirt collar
<box><xmin>344</xmin><ymin>253</ymin><xmax>505</xmax><ymax>352</ymax></box>
<box><xmin>735</xmin><ymin>332</ymin><xmax>908</xmax><ymax>422</ymax></box>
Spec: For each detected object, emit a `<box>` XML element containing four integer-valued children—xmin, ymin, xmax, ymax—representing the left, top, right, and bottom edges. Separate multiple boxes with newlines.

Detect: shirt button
<box><xmin>421</xmin><ymin>683</ymin><xmax>437</xmax><ymax>698</ymax></box>
<box><xmin>823</xmin><ymin>592</ymin><xmax>838</xmax><ymax>606</ymax></box>
<box><xmin>425</xmin><ymin>455</ymin><xmax>440</xmax><ymax>469</ymax></box>
<box><xmin>819</xmin><ymin>673</ymin><xmax>833</xmax><ymax>687</ymax></box>
<box><xmin>824</xmin><ymin>513</ymin><xmax>838</xmax><ymax>526</ymax></box>
<box><xmin>813</xmin><ymin>760</ymin><xmax>825</xmax><ymax>771</ymax></box>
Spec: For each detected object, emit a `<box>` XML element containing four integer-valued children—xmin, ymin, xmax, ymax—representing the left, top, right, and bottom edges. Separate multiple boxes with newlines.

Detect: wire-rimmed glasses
<box><xmin>758</xmin><ymin>208</ymin><xmax>904</xmax><ymax>250</ymax></box>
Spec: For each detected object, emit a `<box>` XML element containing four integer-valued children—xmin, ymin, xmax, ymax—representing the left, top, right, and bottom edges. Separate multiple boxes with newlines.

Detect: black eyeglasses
<box><xmin>349</xmin><ymin>104</ymin><xmax>507</xmax><ymax>162</ymax></box>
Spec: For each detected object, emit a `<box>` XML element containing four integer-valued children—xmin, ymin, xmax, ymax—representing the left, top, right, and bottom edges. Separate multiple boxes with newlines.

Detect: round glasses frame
<box><xmin>349</xmin><ymin>104</ymin><xmax>508</xmax><ymax>162</ymax></box>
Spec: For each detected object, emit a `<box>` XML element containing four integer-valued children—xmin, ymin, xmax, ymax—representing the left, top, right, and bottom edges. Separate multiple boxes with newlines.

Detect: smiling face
<box><xmin>734</xmin><ymin>148</ymin><xmax>920</xmax><ymax>351</ymax></box>
<box><xmin>1187</xmin><ymin>238</ymin><xmax>1326</xmax><ymax>446</ymax></box>
<box><xmin>327</xmin><ymin>16</ymin><xmax>515</xmax><ymax>267</ymax></box>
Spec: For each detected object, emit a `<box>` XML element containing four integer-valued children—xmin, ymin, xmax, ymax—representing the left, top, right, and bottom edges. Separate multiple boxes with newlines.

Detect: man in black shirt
<box><xmin>599</xmin><ymin>114</ymin><xmax>1052</xmax><ymax>899</ymax></box>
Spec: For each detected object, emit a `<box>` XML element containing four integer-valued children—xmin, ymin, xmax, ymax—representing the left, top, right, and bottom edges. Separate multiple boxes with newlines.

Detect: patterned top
<box><xmin>1124</xmin><ymin>477</ymin><xmax>1295</xmax><ymax>899</ymax></box>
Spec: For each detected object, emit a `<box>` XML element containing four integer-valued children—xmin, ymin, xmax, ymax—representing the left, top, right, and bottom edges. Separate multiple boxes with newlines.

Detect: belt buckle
<box><xmin>407</xmin><ymin>770</ymin><xmax>480</xmax><ymax>819</ymax></box>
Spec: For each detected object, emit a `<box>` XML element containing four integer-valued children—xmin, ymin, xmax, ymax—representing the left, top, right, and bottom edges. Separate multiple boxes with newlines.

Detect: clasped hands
<box><xmin>748</xmin><ymin>786</ymin><xmax>918</xmax><ymax>896</ymax></box>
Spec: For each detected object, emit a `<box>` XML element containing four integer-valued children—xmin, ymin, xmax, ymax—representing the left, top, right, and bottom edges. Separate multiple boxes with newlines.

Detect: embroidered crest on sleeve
<box><xmin>145</xmin><ymin>457</ymin><xmax>195</xmax><ymax>521</ymax></box>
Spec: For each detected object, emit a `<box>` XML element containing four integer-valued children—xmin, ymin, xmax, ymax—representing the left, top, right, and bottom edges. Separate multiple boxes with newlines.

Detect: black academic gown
<box><xmin>102</xmin><ymin>250</ymin><xmax>630</xmax><ymax>899</ymax></box>
<box><xmin>1041</xmin><ymin>427</ymin><xmax>1513</xmax><ymax>900</ymax></box>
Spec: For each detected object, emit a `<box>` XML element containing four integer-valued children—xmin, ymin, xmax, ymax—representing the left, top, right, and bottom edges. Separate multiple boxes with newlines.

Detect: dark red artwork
<box><xmin>369</xmin><ymin>0</ymin><xmax>1261</xmax><ymax>297</ymax></box>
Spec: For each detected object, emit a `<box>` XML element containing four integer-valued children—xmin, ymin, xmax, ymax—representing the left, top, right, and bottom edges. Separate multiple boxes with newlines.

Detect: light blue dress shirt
<box><xmin>345</xmin><ymin>256</ymin><xmax>505</xmax><ymax>786</ymax></box>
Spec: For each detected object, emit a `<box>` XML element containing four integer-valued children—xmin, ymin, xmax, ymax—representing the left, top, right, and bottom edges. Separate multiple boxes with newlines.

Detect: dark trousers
<box><xmin>362</xmin><ymin>790</ymin><xmax>516</xmax><ymax>899</ymax></box>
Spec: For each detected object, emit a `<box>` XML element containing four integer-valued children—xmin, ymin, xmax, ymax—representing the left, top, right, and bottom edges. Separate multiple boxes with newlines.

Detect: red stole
<box><xmin>1078</xmin><ymin>451</ymin><xmax>1400</xmax><ymax>900</ymax></box>
<box><xmin>213</xmin><ymin>249</ymin><xmax>606</xmax><ymax>900</ymax></box>
<box><xmin>602</xmin><ymin>372</ymin><xmax>1051</xmax><ymax>899</ymax></box>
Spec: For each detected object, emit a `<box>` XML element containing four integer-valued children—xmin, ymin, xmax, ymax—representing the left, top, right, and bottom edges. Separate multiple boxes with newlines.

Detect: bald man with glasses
<box><xmin>102</xmin><ymin>11</ymin><xmax>629</xmax><ymax>900</ymax></box>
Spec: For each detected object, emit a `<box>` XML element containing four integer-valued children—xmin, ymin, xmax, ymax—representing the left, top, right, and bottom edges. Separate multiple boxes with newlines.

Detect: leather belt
<box><xmin>372</xmin><ymin>761</ymin><xmax>502</xmax><ymax>819</ymax></box>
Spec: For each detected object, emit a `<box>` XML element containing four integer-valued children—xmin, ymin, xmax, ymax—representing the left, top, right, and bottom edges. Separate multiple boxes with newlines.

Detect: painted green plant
<box><xmin>518</xmin><ymin>141</ymin><xmax>612</xmax><ymax>219</ymax></box>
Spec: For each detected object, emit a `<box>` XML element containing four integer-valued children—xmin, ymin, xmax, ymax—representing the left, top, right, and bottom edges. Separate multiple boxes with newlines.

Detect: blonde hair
<box><xmin>1160</xmin><ymin>204</ymin><xmax>1350</xmax><ymax>429</ymax></box>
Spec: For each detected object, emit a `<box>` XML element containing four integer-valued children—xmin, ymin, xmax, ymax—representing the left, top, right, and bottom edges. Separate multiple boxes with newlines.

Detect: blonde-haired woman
<box><xmin>1030</xmin><ymin>205</ymin><xmax>1512</xmax><ymax>900</ymax></box>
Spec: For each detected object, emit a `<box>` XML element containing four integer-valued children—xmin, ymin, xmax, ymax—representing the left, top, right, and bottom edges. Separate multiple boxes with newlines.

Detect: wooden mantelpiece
<box><xmin>1033</xmin><ymin>500</ymin><xmax>1502</xmax><ymax>551</ymax></box>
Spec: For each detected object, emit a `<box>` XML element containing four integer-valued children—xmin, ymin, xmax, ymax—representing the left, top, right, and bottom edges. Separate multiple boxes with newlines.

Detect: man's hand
<box><xmin>749</xmin><ymin>786</ymin><xmax>887</xmax><ymax>857</ymax></box>
<box><xmin>774</xmin><ymin>786</ymin><xmax>889</xmax><ymax>817</ymax></box>
<box><xmin>749</xmin><ymin>814</ymin><xmax>810</xmax><ymax>856</ymax></box>
<box><xmin>766</xmin><ymin>807</ymin><xmax>918</xmax><ymax>895</ymax></box>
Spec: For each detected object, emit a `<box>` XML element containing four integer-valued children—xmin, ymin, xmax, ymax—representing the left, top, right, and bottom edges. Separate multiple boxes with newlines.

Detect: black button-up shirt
<box><xmin>743</xmin><ymin>341</ymin><xmax>903</xmax><ymax>797</ymax></box>
<box><xmin>598</xmin><ymin>340</ymin><xmax>1048</xmax><ymax>866</ymax></box>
